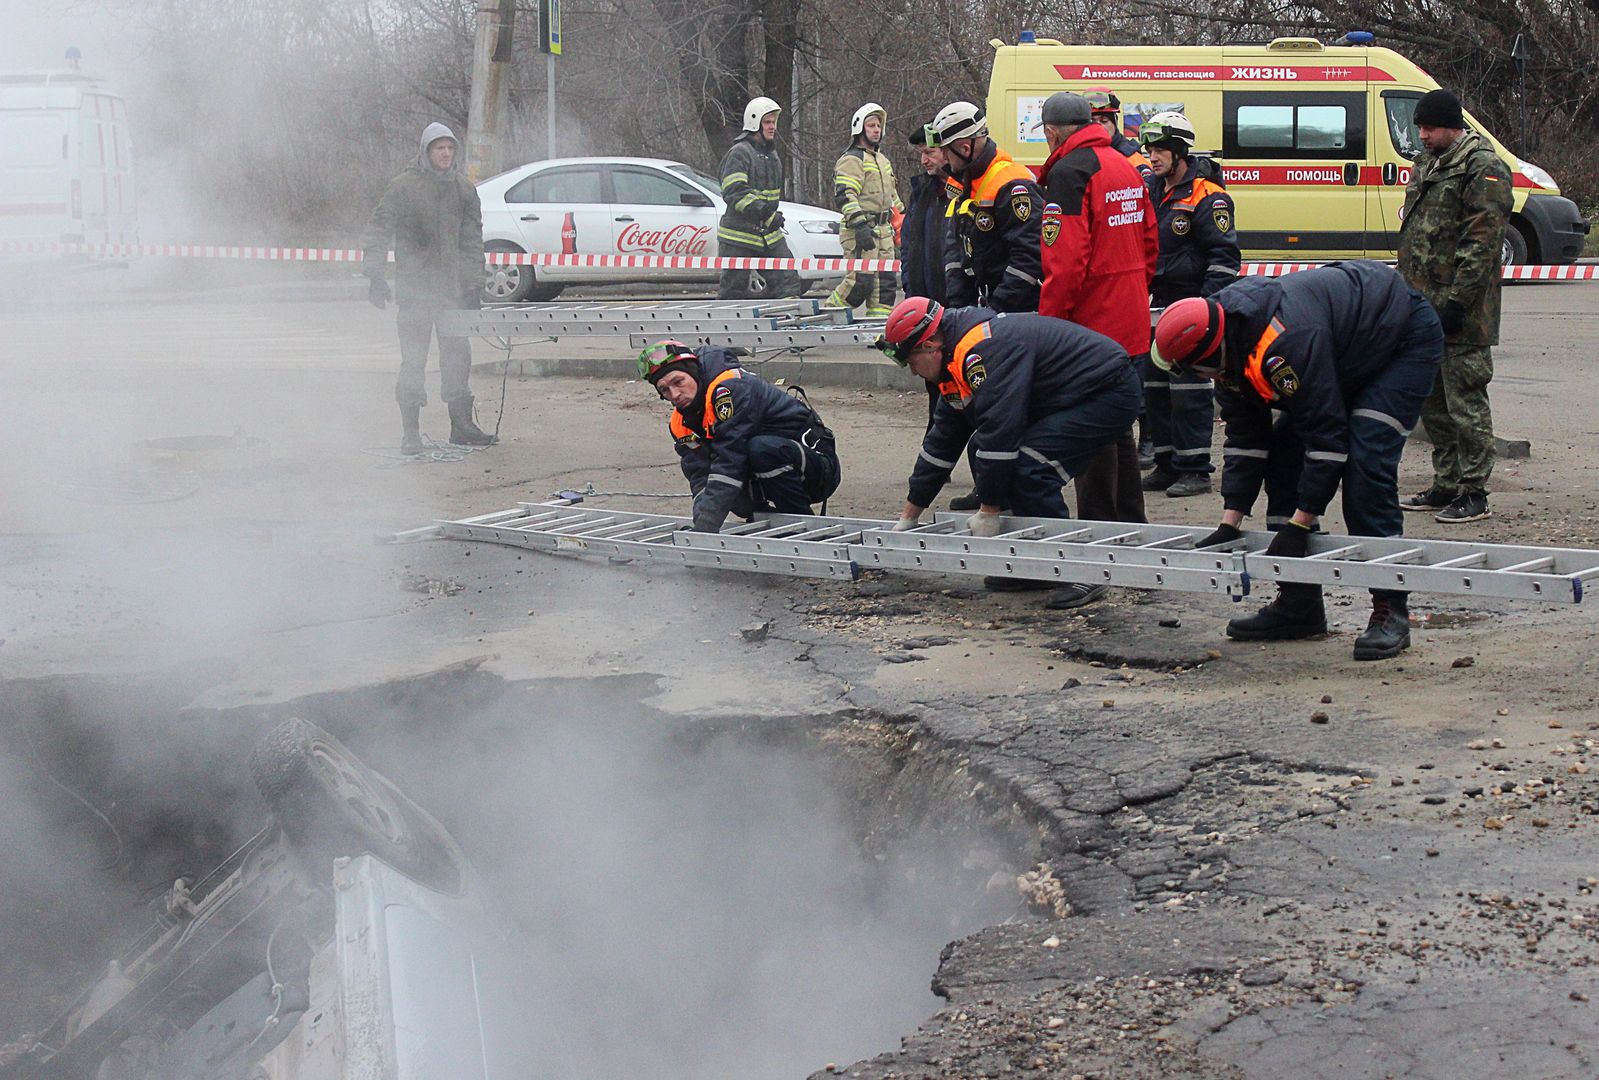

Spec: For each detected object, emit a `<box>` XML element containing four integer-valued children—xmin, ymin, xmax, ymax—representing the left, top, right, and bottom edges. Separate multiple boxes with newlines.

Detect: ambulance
<box><xmin>987</xmin><ymin>33</ymin><xmax>1590</xmax><ymax>265</ymax></box>
<box><xmin>0</xmin><ymin>61</ymin><xmax>138</xmax><ymax>248</ymax></box>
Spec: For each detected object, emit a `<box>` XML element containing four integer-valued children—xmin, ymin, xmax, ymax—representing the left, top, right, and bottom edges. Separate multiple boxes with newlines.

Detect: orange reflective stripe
<box><xmin>971</xmin><ymin>158</ymin><xmax>1036</xmax><ymax>204</ymax></box>
<box><xmin>668</xmin><ymin>367</ymin><xmax>743</xmax><ymax>439</ymax></box>
<box><xmin>1174</xmin><ymin>177</ymin><xmax>1227</xmax><ymax>210</ymax></box>
<box><xmin>937</xmin><ymin>323</ymin><xmax>992</xmax><ymax>403</ymax></box>
<box><xmin>1243</xmin><ymin>319</ymin><xmax>1284</xmax><ymax>401</ymax></box>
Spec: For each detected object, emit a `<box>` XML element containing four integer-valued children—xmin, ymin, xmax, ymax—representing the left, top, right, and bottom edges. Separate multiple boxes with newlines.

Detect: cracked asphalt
<box><xmin>3</xmin><ymin>269</ymin><xmax>1599</xmax><ymax>1078</ymax></box>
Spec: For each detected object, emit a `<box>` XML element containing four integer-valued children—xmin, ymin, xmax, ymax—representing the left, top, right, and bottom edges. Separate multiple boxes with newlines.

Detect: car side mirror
<box><xmin>680</xmin><ymin>191</ymin><xmax>714</xmax><ymax>207</ymax></box>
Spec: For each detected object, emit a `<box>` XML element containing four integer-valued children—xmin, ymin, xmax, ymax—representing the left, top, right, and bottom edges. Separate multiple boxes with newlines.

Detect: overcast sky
<box><xmin>1</xmin><ymin>1</ymin><xmax>131</xmax><ymax>80</ymax></box>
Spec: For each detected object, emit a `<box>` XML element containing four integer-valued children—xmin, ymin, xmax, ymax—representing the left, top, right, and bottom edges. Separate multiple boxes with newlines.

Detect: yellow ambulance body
<box><xmin>987</xmin><ymin>35</ymin><xmax>1590</xmax><ymax>264</ymax></box>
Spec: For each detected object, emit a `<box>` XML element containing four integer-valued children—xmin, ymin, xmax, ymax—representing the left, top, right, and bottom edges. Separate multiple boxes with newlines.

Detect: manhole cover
<box><xmin>57</xmin><ymin>465</ymin><xmax>201</xmax><ymax>504</ymax></box>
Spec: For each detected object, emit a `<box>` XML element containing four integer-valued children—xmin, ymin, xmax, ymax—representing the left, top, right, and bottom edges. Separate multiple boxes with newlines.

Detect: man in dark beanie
<box><xmin>1396</xmin><ymin>88</ymin><xmax>1513</xmax><ymax>525</ymax></box>
<box><xmin>637</xmin><ymin>340</ymin><xmax>840</xmax><ymax>533</ymax></box>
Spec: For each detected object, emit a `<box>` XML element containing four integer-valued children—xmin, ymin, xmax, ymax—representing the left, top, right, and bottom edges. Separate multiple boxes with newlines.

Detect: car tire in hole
<box><xmin>250</xmin><ymin>718</ymin><xmax>464</xmax><ymax>894</ymax></box>
<box><xmin>483</xmin><ymin>240</ymin><xmax>563</xmax><ymax>303</ymax></box>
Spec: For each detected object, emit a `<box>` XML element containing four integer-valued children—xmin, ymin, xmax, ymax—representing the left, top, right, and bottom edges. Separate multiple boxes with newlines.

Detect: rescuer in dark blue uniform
<box><xmin>1152</xmin><ymin>260</ymin><xmax>1444</xmax><ymax>660</ymax></box>
<box><xmin>877</xmin><ymin>296</ymin><xmax>1142</xmax><ymax>609</ymax></box>
<box><xmin>1140</xmin><ymin>111</ymin><xmax>1241</xmax><ymax>498</ymax></box>
<box><xmin>639</xmin><ymin>341</ymin><xmax>840</xmax><ymax>533</ymax></box>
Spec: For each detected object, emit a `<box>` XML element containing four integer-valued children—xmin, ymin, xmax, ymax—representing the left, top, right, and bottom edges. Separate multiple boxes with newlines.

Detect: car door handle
<box><xmin>614</xmin><ymin>215</ymin><xmax>635</xmax><ymax>222</ymax></box>
<box><xmin>519</xmin><ymin>213</ymin><xmax>541</xmax><ymax>221</ymax></box>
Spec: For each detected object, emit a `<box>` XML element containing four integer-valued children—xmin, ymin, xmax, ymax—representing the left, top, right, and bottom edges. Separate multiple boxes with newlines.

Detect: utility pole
<box><xmin>540</xmin><ymin>0</ymin><xmax>563</xmax><ymax>159</ymax></box>
<box><xmin>464</xmin><ymin>0</ymin><xmax>515</xmax><ymax>182</ymax></box>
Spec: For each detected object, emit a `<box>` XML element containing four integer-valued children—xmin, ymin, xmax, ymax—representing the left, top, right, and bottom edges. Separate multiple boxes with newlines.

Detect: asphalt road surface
<box><xmin>4</xmin><ymin>261</ymin><xmax>1599</xmax><ymax>1078</ymax></box>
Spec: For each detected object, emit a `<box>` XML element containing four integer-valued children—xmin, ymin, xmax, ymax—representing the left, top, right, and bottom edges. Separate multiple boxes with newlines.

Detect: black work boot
<box><xmin>1353</xmin><ymin>590</ymin><xmax>1411</xmax><ymax>660</ymax></box>
<box><xmin>1225</xmin><ymin>583</ymin><xmax>1327</xmax><ymax>641</ymax></box>
<box><xmin>949</xmin><ymin>489</ymin><xmax>982</xmax><ymax>512</ymax></box>
<box><xmin>400</xmin><ymin>405</ymin><xmax>423</xmax><ymax>455</ymax></box>
<box><xmin>447</xmin><ymin>397</ymin><xmax>497</xmax><ymax>446</ymax></box>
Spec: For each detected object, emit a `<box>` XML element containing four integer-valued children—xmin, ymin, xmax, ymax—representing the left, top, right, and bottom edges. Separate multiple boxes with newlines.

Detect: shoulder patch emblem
<box><xmin>1011</xmin><ymin>191</ymin><xmax>1033</xmax><ymax>223</ymax></box>
<box><xmin>1042</xmin><ymin>218</ymin><xmax>1060</xmax><ymax>246</ymax></box>
<box><xmin>1262</xmin><ymin>355</ymin><xmax>1299</xmax><ymax>398</ymax></box>
<box><xmin>1171</xmin><ymin>213</ymin><xmax>1191</xmax><ymax>236</ymax></box>
<box><xmin>975</xmin><ymin>210</ymin><xmax>996</xmax><ymax>232</ymax></box>
<box><xmin>964</xmin><ymin>354</ymin><xmax>987</xmax><ymax>389</ymax></box>
<box><xmin>712</xmin><ymin>384</ymin><xmax>735</xmax><ymax>422</ymax></box>
<box><xmin>1212</xmin><ymin>206</ymin><xmax>1232</xmax><ymax>233</ymax></box>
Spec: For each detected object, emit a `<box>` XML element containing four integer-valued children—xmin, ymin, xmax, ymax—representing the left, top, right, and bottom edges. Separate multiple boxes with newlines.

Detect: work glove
<box><xmin>891</xmin><ymin>514</ymin><xmax>922</xmax><ymax>532</ymax></box>
<box><xmin>1264</xmin><ymin>520</ymin><xmax>1312</xmax><ymax>559</ymax></box>
<box><xmin>460</xmin><ymin>285</ymin><xmax>483</xmax><ymax>310</ymax></box>
<box><xmin>1438</xmin><ymin>300</ymin><xmax>1467</xmax><ymax>337</ymax></box>
<box><xmin>852</xmin><ymin>223</ymin><xmax>875</xmax><ymax>252</ymax></box>
<box><xmin>1195</xmin><ymin>523</ymin><xmax>1244</xmax><ymax>548</ymax></box>
<box><xmin>768</xmin><ymin>210</ymin><xmax>786</xmax><ymax>232</ymax></box>
<box><xmin>966</xmin><ymin>510</ymin><xmax>1006</xmax><ymax>538</ymax></box>
<box><xmin>367</xmin><ymin>276</ymin><xmax>391</xmax><ymax>310</ymax></box>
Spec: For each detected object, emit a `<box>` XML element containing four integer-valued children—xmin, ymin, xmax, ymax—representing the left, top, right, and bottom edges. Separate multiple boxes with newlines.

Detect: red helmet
<box><xmin>876</xmin><ymin>296</ymin><xmax>944</xmax><ymax>366</ymax></box>
<box><xmin>1084</xmin><ymin>88</ymin><xmax>1120</xmax><ymax>116</ymax></box>
<box><xmin>1152</xmin><ymin>297</ymin><xmax>1225</xmax><ymax>375</ymax></box>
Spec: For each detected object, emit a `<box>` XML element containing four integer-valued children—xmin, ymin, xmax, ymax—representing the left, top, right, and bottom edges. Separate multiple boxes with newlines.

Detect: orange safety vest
<box><xmin>944</xmin><ymin>150</ymin><xmax>1036</xmax><ymax>220</ymax></box>
<box><xmin>1163</xmin><ymin>175</ymin><xmax>1227</xmax><ymax>212</ymax></box>
<box><xmin>668</xmin><ymin>368</ymin><xmax>742</xmax><ymax>440</ymax></box>
<box><xmin>1242</xmin><ymin>318</ymin><xmax>1285</xmax><ymax>402</ymax></box>
<box><xmin>937</xmin><ymin>323</ymin><xmax>992</xmax><ymax>406</ymax></box>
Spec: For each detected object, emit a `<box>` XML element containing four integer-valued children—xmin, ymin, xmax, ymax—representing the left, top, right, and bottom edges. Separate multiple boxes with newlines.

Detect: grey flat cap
<box><xmin>1039</xmin><ymin>92</ymin><xmax>1092</xmax><ymax>127</ymax></box>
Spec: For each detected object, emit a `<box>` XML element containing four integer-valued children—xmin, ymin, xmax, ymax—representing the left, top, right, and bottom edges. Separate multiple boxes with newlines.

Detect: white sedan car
<box><xmin>478</xmin><ymin>156</ymin><xmax>844</xmax><ymax>301</ymax></box>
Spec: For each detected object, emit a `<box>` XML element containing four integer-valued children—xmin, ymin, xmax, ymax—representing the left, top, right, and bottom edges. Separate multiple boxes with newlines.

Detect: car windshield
<box><xmin>667</xmin><ymin>163</ymin><xmax>721</xmax><ymax>193</ymax></box>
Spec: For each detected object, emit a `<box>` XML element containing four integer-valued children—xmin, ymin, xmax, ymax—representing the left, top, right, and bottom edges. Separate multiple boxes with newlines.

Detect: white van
<box><xmin>0</xmin><ymin>66</ymin><xmax>138</xmax><ymax>247</ymax></box>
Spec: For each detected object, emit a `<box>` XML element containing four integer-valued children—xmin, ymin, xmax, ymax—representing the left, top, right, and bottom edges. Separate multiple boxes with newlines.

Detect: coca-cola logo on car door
<box><xmin>617</xmin><ymin>222</ymin><xmax>711</xmax><ymax>255</ymax></box>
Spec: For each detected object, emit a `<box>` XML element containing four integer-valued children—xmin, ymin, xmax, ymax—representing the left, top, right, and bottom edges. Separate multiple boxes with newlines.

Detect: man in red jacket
<box><xmin>1038</xmin><ymin>91</ymin><xmax>1159</xmax><ymax>544</ymax></box>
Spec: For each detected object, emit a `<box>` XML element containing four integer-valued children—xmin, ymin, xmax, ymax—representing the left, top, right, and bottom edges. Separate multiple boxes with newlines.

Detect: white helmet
<box><xmin>742</xmin><ymin>96</ymin><xmax>782</xmax><ymax>133</ymax></box>
<box><xmin>1139</xmin><ymin>110</ymin><xmax>1197</xmax><ymax>151</ymax></box>
<box><xmin>851</xmin><ymin>102</ymin><xmax>887</xmax><ymax>137</ymax></box>
<box><xmin>927</xmin><ymin>101</ymin><xmax>987</xmax><ymax>146</ymax></box>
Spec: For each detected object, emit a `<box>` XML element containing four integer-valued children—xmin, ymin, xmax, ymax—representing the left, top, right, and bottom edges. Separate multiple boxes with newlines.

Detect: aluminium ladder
<box><xmin>388</xmin><ymin>501</ymin><xmax>1599</xmax><ymax>604</ymax></box>
<box><xmin>435</xmin><ymin>299</ymin><xmax>863</xmax><ymax>341</ymax></box>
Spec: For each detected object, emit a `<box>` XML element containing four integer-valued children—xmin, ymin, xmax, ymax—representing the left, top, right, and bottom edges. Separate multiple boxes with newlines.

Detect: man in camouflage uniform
<box><xmin>1396</xmin><ymin>89</ymin><xmax>1513</xmax><ymax>524</ymax></box>
<box><xmin>717</xmin><ymin>96</ymin><xmax>804</xmax><ymax>300</ymax></box>
<box><xmin>825</xmin><ymin>103</ymin><xmax>902</xmax><ymax>317</ymax></box>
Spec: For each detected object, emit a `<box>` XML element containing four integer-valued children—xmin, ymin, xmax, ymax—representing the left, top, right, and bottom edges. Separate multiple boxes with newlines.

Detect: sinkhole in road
<box><xmin>0</xmin><ymin>667</ymin><xmax>1041</xmax><ymax>1079</ymax></box>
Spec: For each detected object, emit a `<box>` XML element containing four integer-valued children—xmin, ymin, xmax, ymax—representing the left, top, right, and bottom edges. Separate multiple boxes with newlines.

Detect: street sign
<box><xmin>540</xmin><ymin>0</ymin><xmax>562</xmax><ymax>55</ymax></box>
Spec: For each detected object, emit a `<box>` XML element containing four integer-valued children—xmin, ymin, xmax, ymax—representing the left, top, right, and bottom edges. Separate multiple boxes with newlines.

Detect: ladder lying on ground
<box><xmin>388</xmin><ymin>501</ymin><xmax>1599</xmax><ymax>604</ymax></box>
<box><xmin>435</xmin><ymin>299</ymin><xmax>884</xmax><ymax>352</ymax></box>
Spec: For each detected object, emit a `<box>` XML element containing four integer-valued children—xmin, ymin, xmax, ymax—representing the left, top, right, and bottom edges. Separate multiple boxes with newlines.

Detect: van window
<box><xmin>1382</xmin><ymin>92</ymin><xmax>1423</xmax><ymax>161</ymax></box>
<box><xmin>1</xmin><ymin>114</ymin><xmax>66</xmax><ymax>167</ymax></box>
<box><xmin>1224</xmin><ymin>91</ymin><xmax>1366</xmax><ymax>160</ymax></box>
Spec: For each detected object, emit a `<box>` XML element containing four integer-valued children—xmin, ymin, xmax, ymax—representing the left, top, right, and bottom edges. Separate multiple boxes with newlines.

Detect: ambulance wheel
<box><xmin>483</xmin><ymin>241</ymin><xmax>563</xmax><ymax>303</ymax></box>
<box><xmin>1501</xmin><ymin>225</ymin><xmax>1529</xmax><ymax>267</ymax></box>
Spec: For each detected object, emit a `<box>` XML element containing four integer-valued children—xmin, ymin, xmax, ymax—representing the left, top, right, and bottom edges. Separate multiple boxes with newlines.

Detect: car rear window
<box><xmin>506</xmin><ymin>167</ymin><xmax>605</xmax><ymax>203</ymax></box>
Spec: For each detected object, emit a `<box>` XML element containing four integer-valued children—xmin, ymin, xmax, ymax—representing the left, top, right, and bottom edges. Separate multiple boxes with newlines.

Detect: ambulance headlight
<box><xmin>1518</xmin><ymin>160</ymin><xmax>1557</xmax><ymax>191</ymax></box>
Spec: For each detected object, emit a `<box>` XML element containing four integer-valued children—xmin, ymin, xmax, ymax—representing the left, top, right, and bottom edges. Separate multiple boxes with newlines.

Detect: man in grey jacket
<box><xmin>360</xmin><ymin>122</ymin><xmax>495</xmax><ymax>452</ymax></box>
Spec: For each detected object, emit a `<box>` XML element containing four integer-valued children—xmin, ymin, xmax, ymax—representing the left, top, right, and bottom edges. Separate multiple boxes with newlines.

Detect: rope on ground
<box><xmin>564</xmin><ymin>481</ymin><xmax>691</xmax><ymax>499</ymax></box>
<box><xmin>362</xmin><ymin>436</ymin><xmax>491</xmax><ymax>466</ymax></box>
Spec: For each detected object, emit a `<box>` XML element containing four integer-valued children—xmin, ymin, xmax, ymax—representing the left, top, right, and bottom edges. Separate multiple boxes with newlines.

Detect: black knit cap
<box><xmin>1413</xmin><ymin>89</ymin><xmax>1464</xmax><ymax>129</ymax></box>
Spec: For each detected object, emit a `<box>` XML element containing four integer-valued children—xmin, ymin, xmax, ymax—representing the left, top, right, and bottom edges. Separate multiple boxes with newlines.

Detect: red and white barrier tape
<box><xmin>2</xmin><ymin>241</ymin><xmax>1595</xmax><ymax>280</ymax></box>
<box><xmin>0</xmin><ymin>241</ymin><xmax>899</xmax><ymax>273</ymax></box>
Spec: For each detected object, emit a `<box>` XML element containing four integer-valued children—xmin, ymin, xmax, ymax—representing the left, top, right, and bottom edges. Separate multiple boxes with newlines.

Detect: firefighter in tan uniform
<box><xmin>825</xmin><ymin>103</ymin><xmax>903</xmax><ymax>317</ymax></box>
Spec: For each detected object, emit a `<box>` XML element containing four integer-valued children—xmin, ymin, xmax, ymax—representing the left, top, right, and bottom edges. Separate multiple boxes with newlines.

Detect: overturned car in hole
<box><xmin>0</xmin><ymin>719</ymin><xmax>536</xmax><ymax>1080</ymax></box>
